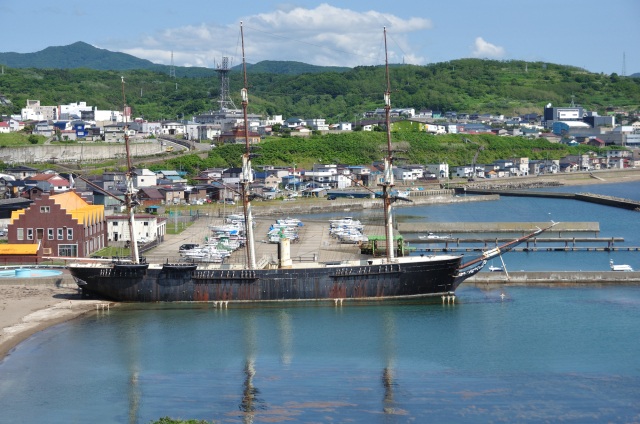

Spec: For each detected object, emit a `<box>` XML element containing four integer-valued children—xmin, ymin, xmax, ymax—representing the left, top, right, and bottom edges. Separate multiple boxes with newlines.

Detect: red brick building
<box><xmin>8</xmin><ymin>191</ymin><xmax>107</xmax><ymax>258</ymax></box>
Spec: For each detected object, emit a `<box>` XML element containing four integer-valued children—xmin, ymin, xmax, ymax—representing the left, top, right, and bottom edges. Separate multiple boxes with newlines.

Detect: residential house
<box><xmin>136</xmin><ymin>187</ymin><xmax>165</xmax><ymax>207</ymax></box>
<box><xmin>0</xmin><ymin>121</ymin><xmax>9</xmax><ymax>134</ymax></box>
<box><xmin>158</xmin><ymin>186</ymin><xmax>186</xmax><ymax>205</ymax></box>
<box><xmin>290</xmin><ymin>127</ymin><xmax>312</xmax><ymax>137</ymax></box>
<box><xmin>71</xmin><ymin>120</ymin><xmax>89</xmax><ymax>139</ymax></box>
<box><xmin>161</xmin><ymin>121</ymin><xmax>185</xmax><ymax>136</ymax></box>
<box><xmin>425</xmin><ymin>163</ymin><xmax>450</xmax><ymax>180</ymax></box>
<box><xmin>8</xmin><ymin>191</ymin><xmax>106</xmax><ymax>258</ymax></box>
<box><xmin>283</xmin><ymin>117</ymin><xmax>306</xmax><ymax>128</ymax></box>
<box><xmin>106</xmin><ymin>214</ymin><xmax>166</xmax><ymax>243</ymax></box>
<box><xmin>348</xmin><ymin>166</ymin><xmax>372</xmax><ymax>187</ymax></box>
<box><xmin>562</xmin><ymin>154</ymin><xmax>592</xmax><ymax>171</ymax></box>
<box><xmin>219</xmin><ymin>127</ymin><xmax>261</xmax><ymax>144</ymax></box>
<box><xmin>221</xmin><ymin>167</ymin><xmax>245</xmax><ymax>185</ymax></box>
<box><xmin>155</xmin><ymin>170</ymin><xmax>188</xmax><ymax>185</ymax></box>
<box><xmin>392</xmin><ymin>167</ymin><xmax>416</xmax><ymax>182</ymax></box>
<box><xmin>103</xmin><ymin>123</ymin><xmax>125</xmax><ymax>142</ymax></box>
<box><xmin>403</xmin><ymin>165</ymin><xmax>425</xmax><ymax>180</ymax></box>
<box><xmin>586</xmin><ymin>137</ymin><xmax>606</xmax><ymax>148</ymax></box>
<box><xmin>132</xmin><ymin>168</ymin><xmax>157</xmax><ymax>188</ymax></box>
<box><xmin>185</xmin><ymin>186</ymin><xmax>209</xmax><ymax>204</ymax></box>
<box><xmin>306</xmin><ymin>118</ymin><xmax>329</xmax><ymax>131</ymax></box>
<box><xmin>197</xmin><ymin>123</ymin><xmax>222</xmax><ymax>141</ymax></box>
<box><xmin>25</xmin><ymin>173</ymin><xmax>70</xmax><ymax>193</ymax></box>
<box><xmin>331</xmin><ymin>122</ymin><xmax>352</xmax><ymax>131</ymax></box>
<box><xmin>33</xmin><ymin>120</ymin><xmax>55</xmax><ymax>137</ymax></box>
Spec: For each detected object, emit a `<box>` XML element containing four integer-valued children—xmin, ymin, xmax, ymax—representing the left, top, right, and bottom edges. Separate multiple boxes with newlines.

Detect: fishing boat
<box><xmin>609</xmin><ymin>259</ymin><xmax>634</xmax><ymax>272</ymax></box>
<box><xmin>68</xmin><ymin>25</ymin><xmax>552</xmax><ymax>302</ymax></box>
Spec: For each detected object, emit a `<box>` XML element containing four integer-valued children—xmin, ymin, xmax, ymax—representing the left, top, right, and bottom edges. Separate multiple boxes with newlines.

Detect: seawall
<box><xmin>465</xmin><ymin>271</ymin><xmax>640</xmax><ymax>286</ymax></box>
<box><xmin>0</xmin><ymin>142</ymin><xmax>165</xmax><ymax>164</ymax></box>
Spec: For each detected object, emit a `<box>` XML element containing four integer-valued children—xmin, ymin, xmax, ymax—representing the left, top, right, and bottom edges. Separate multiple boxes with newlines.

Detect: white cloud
<box><xmin>471</xmin><ymin>37</ymin><xmax>506</xmax><ymax>59</ymax></box>
<box><xmin>110</xmin><ymin>4</ymin><xmax>432</xmax><ymax>68</ymax></box>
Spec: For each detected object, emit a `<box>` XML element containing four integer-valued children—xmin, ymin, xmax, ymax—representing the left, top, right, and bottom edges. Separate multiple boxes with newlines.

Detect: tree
<box><xmin>28</xmin><ymin>135</ymin><xmax>39</xmax><ymax>144</ymax></box>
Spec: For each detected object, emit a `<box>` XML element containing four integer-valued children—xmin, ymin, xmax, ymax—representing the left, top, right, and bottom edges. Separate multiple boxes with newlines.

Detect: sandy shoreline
<box><xmin>2</xmin><ymin>168</ymin><xmax>639</xmax><ymax>361</ymax></box>
<box><xmin>0</xmin><ymin>283</ymin><xmax>109</xmax><ymax>360</ymax></box>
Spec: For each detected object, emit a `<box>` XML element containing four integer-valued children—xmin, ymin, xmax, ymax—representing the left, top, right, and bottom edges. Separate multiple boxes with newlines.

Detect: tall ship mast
<box><xmin>240</xmin><ymin>22</ymin><xmax>257</xmax><ymax>270</ymax></box>
<box><xmin>382</xmin><ymin>27</ymin><xmax>396</xmax><ymax>263</ymax></box>
<box><xmin>66</xmin><ymin>26</ymin><xmax>553</xmax><ymax>303</ymax></box>
<box><xmin>121</xmin><ymin>76</ymin><xmax>140</xmax><ymax>264</ymax></box>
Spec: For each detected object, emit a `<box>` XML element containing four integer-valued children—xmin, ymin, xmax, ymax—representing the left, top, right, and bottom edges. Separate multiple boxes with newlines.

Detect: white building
<box><xmin>425</xmin><ymin>124</ymin><xmax>446</xmax><ymax>134</ymax></box>
<box><xmin>426</xmin><ymin>163</ymin><xmax>449</xmax><ymax>179</ymax></box>
<box><xmin>59</xmin><ymin>102</ymin><xmax>93</xmax><ymax>120</ymax></box>
<box><xmin>107</xmin><ymin>214</ymin><xmax>166</xmax><ymax>243</ymax></box>
<box><xmin>262</xmin><ymin>115</ymin><xmax>284</xmax><ymax>126</ymax></box>
<box><xmin>133</xmin><ymin>168</ymin><xmax>158</xmax><ymax>188</ymax></box>
<box><xmin>21</xmin><ymin>100</ymin><xmax>57</xmax><ymax>121</ymax></box>
<box><xmin>306</xmin><ymin>118</ymin><xmax>329</xmax><ymax>131</ymax></box>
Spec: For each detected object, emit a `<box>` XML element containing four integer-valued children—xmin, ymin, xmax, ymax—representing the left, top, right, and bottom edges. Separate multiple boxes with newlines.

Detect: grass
<box><xmin>91</xmin><ymin>246</ymin><xmax>130</xmax><ymax>258</ymax></box>
<box><xmin>0</xmin><ymin>132</ymin><xmax>47</xmax><ymax>146</ymax></box>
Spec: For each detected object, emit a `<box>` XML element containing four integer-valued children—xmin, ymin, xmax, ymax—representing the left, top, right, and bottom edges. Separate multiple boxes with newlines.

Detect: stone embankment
<box><xmin>465</xmin><ymin>180</ymin><xmax>564</xmax><ymax>190</ymax></box>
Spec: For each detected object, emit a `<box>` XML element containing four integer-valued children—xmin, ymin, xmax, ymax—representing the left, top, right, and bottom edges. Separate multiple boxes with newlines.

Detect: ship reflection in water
<box><xmin>1</xmin><ymin>287</ymin><xmax>640</xmax><ymax>423</ymax></box>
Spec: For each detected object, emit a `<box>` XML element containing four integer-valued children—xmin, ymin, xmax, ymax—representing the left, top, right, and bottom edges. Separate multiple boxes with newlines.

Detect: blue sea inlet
<box><xmin>1</xmin><ymin>286</ymin><xmax>640</xmax><ymax>423</ymax></box>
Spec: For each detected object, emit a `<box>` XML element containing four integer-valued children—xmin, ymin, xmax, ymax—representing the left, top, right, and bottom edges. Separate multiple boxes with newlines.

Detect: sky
<box><xmin>2</xmin><ymin>0</ymin><xmax>639</xmax><ymax>75</ymax></box>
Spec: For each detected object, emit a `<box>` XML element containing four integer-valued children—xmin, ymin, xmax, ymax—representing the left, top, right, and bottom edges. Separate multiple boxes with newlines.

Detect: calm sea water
<box><xmin>1</xmin><ymin>181</ymin><xmax>639</xmax><ymax>423</ymax></box>
<box><xmin>1</xmin><ymin>287</ymin><xmax>640</xmax><ymax>423</ymax></box>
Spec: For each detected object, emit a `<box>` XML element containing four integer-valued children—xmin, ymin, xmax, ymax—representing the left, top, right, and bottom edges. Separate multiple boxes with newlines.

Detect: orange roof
<box><xmin>0</xmin><ymin>244</ymin><xmax>39</xmax><ymax>255</ymax></box>
<box><xmin>9</xmin><ymin>191</ymin><xmax>104</xmax><ymax>226</ymax></box>
<box><xmin>52</xmin><ymin>192</ymin><xmax>104</xmax><ymax>226</ymax></box>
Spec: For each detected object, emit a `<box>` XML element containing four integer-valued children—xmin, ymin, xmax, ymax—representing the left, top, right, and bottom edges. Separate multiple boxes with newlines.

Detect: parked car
<box><xmin>327</xmin><ymin>195</ymin><xmax>336</xmax><ymax>200</ymax></box>
<box><xmin>179</xmin><ymin>243</ymin><xmax>199</xmax><ymax>252</ymax></box>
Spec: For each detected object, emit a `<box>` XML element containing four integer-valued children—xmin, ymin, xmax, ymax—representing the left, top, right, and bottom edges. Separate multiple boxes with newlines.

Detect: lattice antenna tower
<box><xmin>215</xmin><ymin>56</ymin><xmax>238</xmax><ymax>111</ymax></box>
<box><xmin>622</xmin><ymin>52</ymin><xmax>626</xmax><ymax>77</ymax></box>
<box><xmin>169</xmin><ymin>51</ymin><xmax>176</xmax><ymax>78</ymax></box>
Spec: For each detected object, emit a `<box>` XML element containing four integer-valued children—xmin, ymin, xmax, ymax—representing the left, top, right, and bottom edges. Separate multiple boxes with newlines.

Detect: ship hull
<box><xmin>69</xmin><ymin>257</ymin><xmax>462</xmax><ymax>302</ymax></box>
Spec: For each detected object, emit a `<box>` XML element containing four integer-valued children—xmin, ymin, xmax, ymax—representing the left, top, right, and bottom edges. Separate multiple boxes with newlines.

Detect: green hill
<box><xmin>0</xmin><ymin>43</ymin><xmax>348</xmax><ymax>77</ymax></box>
<box><xmin>236</xmin><ymin>60</ymin><xmax>350</xmax><ymax>75</ymax></box>
<box><xmin>146</xmin><ymin>131</ymin><xmax>610</xmax><ymax>174</ymax></box>
<box><xmin>0</xmin><ymin>58</ymin><xmax>638</xmax><ymax>121</ymax></box>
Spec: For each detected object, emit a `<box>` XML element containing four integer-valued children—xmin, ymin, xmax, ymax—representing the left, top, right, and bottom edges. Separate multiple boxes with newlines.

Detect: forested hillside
<box><xmin>1</xmin><ymin>58</ymin><xmax>638</xmax><ymax>122</ymax></box>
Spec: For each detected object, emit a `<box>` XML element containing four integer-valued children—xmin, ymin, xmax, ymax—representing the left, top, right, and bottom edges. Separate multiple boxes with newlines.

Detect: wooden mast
<box><xmin>381</xmin><ymin>27</ymin><xmax>395</xmax><ymax>262</ymax></box>
<box><xmin>240</xmin><ymin>22</ymin><xmax>257</xmax><ymax>269</ymax></box>
<box><xmin>122</xmin><ymin>76</ymin><xmax>139</xmax><ymax>264</ymax></box>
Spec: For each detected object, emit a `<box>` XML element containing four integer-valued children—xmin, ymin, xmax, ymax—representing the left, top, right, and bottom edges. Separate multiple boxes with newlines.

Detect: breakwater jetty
<box><xmin>461</xmin><ymin>188</ymin><xmax>640</xmax><ymax>211</ymax></box>
<box><xmin>465</xmin><ymin>271</ymin><xmax>640</xmax><ymax>286</ymax></box>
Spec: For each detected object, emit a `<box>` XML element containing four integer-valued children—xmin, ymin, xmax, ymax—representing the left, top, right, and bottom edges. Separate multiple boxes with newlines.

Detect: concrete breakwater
<box><xmin>465</xmin><ymin>271</ymin><xmax>640</xmax><ymax>286</ymax></box>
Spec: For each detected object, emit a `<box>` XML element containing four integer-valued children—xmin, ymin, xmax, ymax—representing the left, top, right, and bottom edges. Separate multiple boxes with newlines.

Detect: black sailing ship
<box><xmin>69</xmin><ymin>25</ymin><xmax>552</xmax><ymax>302</ymax></box>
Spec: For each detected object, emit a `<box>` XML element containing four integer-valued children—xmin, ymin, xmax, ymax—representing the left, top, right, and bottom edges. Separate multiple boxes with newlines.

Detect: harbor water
<box><xmin>0</xmin><ymin>180</ymin><xmax>639</xmax><ymax>423</ymax></box>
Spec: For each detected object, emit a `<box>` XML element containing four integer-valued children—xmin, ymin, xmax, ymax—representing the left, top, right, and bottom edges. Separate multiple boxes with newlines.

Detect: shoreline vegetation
<box><xmin>2</xmin><ymin>168</ymin><xmax>640</xmax><ymax>361</ymax></box>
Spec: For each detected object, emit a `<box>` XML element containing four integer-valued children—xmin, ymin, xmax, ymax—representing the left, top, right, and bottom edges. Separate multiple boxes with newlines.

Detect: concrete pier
<box><xmin>465</xmin><ymin>271</ymin><xmax>640</xmax><ymax>286</ymax></box>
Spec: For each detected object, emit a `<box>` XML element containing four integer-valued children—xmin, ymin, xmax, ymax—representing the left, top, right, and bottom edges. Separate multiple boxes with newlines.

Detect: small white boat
<box><xmin>610</xmin><ymin>259</ymin><xmax>634</xmax><ymax>272</ymax></box>
<box><xmin>419</xmin><ymin>232</ymin><xmax>445</xmax><ymax>240</ymax></box>
<box><xmin>489</xmin><ymin>265</ymin><xmax>504</xmax><ymax>272</ymax></box>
